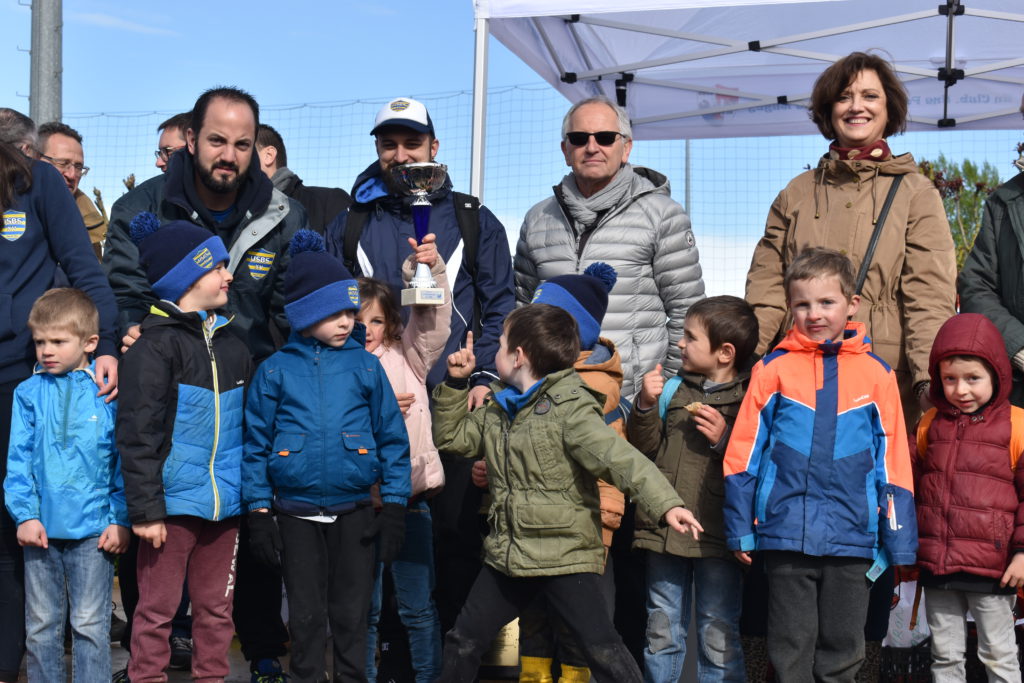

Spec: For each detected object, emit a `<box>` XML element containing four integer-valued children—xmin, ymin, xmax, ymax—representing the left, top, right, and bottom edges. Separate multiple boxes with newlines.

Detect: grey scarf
<box><xmin>270</xmin><ymin>166</ymin><xmax>298</xmax><ymax>193</ymax></box>
<box><xmin>559</xmin><ymin>163</ymin><xmax>634</xmax><ymax>229</ymax></box>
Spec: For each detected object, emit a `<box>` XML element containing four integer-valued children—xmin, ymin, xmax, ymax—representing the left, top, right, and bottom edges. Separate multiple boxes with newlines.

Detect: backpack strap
<box><xmin>604</xmin><ymin>396</ymin><xmax>633</xmax><ymax>425</ymax></box>
<box><xmin>915</xmin><ymin>407</ymin><xmax>938</xmax><ymax>459</ymax></box>
<box><xmin>342</xmin><ymin>203</ymin><xmax>371</xmax><ymax>275</ymax></box>
<box><xmin>1010</xmin><ymin>406</ymin><xmax>1024</xmax><ymax>469</ymax></box>
<box><xmin>658</xmin><ymin>376</ymin><xmax>684</xmax><ymax>420</ymax></box>
<box><xmin>452</xmin><ymin>192</ymin><xmax>483</xmax><ymax>337</ymax></box>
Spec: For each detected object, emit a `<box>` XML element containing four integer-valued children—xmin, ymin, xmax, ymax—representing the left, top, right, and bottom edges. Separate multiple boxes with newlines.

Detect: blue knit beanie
<box><xmin>129</xmin><ymin>212</ymin><xmax>229</xmax><ymax>304</ymax></box>
<box><xmin>531</xmin><ymin>262</ymin><xmax>617</xmax><ymax>349</ymax></box>
<box><xmin>283</xmin><ymin>230</ymin><xmax>360</xmax><ymax>332</ymax></box>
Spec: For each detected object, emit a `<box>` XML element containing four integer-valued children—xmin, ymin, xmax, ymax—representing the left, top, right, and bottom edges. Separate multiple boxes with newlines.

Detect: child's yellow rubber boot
<box><xmin>519</xmin><ymin>656</ymin><xmax>554</xmax><ymax>683</ymax></box>
<box><xmin>558</xmin><ymin>664</ymin><xmax>592</xmax><ymax>683</ymax></box>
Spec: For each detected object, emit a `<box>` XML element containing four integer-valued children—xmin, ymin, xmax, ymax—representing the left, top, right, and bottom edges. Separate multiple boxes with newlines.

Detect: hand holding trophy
<box><xmin>391</xmin><ymin>162</ymin><xmax>447</xmax><ymax>306</ymax></box>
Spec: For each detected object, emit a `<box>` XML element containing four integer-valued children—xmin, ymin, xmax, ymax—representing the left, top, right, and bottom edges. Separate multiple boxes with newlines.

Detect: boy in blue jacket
<box><xmin>116</xmin><ymin>213</ymin><xmax>253</xmax><ymax>682</ymax></box>
<box><xmin>243</xmin><ymin>230</ymin><xmax>411</xmax><ymax>683</ymax></box>
<box><xmin>4</xmin><ymin>287</ymin><xmax>129</xmax><ymax>683</ymax></box>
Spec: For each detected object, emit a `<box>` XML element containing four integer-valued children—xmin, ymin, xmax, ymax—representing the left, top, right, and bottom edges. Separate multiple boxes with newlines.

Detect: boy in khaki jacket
<box><xmin>432</xmin><ymin>303</ymin><xmax>701</xmax><ymax>682</ymax></box>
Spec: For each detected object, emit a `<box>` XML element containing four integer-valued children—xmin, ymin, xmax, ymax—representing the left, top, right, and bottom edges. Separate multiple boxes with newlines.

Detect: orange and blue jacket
<box><xmin>723</xmin><ymin>322</ymin><xmax>917</xmax><ymax>565</ymax></box>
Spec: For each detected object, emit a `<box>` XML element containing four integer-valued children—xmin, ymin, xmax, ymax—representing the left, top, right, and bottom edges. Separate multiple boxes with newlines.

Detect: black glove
<box><xmin>362</xmin><ymin>503</ymin><xmax>406</xmax><ymax>564</ymax></box>
<box><xmin>247</xmin><ymin>510</ymin><xmax>282</xmax><ymax>572</ymax></box>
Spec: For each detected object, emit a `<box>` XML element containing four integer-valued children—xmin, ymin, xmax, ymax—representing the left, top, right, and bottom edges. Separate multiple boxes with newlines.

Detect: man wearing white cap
<box><xmin>324</xmin><ymin>97</ymin><xmax>515</xmax><ymax>678</ymax></box>
<box><xmin>325</xmin><ymin>97</ymin><xmax>514</xmax><ymax>402</ymax></box>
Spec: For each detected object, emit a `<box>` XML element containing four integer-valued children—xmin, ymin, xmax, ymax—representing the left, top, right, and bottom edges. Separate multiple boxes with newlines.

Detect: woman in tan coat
<box><xmin>745</xmin><ymin>51</ymin><xmax>956</xmax><ymax>423</ymax></box>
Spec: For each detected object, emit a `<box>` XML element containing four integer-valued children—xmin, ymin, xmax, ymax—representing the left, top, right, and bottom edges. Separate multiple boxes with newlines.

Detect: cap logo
<box><xmin>390</xmin><ymin>100</ymin><xmax>410</xmax><ymax>112</ymax></box>
<box><xmin>246</xmin><ymin>248</ymin><xmax>275</xmax><ymax>280</ymax></box>
<box><xmin>348</xmin><ymin>284</ymin><xmax>360</xmax><ymax>307</ymax></box>
<box><xmin>2</xmin><ymin>210</ymin><xmax>26</xmax><ymax>241</ymax></box>
<box><xmin>531</xmin><ymin>287</ymin><xmax>543</xmax><ymax>303</ymax></box>
<box><xmin>193</xmin><ymin>247</ymin><xmax>214</xmax><ymax>270</ymax></box>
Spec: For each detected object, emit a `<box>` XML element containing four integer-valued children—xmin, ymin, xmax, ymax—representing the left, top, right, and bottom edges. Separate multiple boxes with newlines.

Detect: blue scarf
<box><xmin>493</xmin><ymin>379</ymin><xmax>545</xmax><ymax>420</ymax></box>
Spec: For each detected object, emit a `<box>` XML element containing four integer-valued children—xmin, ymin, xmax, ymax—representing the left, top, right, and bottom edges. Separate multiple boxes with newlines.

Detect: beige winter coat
<box><xmin>745</xmin><ymin>150</ymin><xmax>956</xmax><ymax>419</ymax></box>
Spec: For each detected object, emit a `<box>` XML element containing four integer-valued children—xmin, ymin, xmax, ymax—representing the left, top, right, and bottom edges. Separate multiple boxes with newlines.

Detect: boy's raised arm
<box><xmin>432</xmin><ymin>332</ymin><xmax>488</xmax><ymax>459</ymax></box>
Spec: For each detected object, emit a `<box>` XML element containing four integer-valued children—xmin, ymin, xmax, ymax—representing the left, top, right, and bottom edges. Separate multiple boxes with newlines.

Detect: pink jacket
<box><xmin>372</xmin><ymin>257</ymin><xmax>450</xmax><ymax>498</ymax></box>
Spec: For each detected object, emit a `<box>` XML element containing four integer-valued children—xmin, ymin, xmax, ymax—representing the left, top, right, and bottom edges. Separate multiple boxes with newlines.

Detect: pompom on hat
<box><xmin>129</xmin><ymin>212</ymin><xmax>229</xmax><ymax>304</ymax></box>
<box><xmin>531</xmin><ymin>262</ymin><xmax>617</xmax><ymax>350</ymax></box>
<box><xmin>283</xmin><ymin>230</ymin><xmax>360</xmax><ymax>333</ymax></box>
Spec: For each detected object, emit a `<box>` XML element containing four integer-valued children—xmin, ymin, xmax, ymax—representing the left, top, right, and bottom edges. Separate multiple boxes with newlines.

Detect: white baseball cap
<box><xmin>370</xmin><ymin>97</ymin><xmax>435</xmax><ymax>136</ymax></box>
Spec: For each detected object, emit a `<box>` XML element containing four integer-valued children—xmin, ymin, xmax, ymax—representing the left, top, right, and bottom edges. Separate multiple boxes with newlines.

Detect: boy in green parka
<box><xmin>431</xmin><ymin>303</ymin><xmax>701</xmax><ymax>683</ymax></box>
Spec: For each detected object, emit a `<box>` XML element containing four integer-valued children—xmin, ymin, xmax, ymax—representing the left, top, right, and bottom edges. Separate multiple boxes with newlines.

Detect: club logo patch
<box><xmin>531</xmin><ymin>286</ymin><xmax>543</xmax><ymax>303</ymax></box>
<box><xmin>347</xmin><ymin>284</ymin><xmax>360</xmax><ymax>307</ymax></box>
<box><xmin>2</xmin><ymin>211</ymin><xmax>26</xmax><ymax>241</ymax></box>
<box><xmin>246</xmin><ymin>249</ymin><xmax>275</xmax><ymax>280</ymax></box>
<box><xmin>534</xmin><ymin>398</ymin><xmax>552</xmax><ymax>415</ymax></box>
<box><xmin>390</xmin><ymin>100</ymin><xmax>410</xmax><ymax>112</ymax></box>
<box><xmin>192</xmin><ymin>247</ymin><xmax>214</xmax><ymax>269</ymax></box>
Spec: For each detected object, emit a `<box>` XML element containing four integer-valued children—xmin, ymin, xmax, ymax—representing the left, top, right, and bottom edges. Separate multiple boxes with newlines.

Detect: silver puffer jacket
<box><xmin>514</xmin><ymin>166</ymin><xmax>705</xmax><ymax>398</ymax></box>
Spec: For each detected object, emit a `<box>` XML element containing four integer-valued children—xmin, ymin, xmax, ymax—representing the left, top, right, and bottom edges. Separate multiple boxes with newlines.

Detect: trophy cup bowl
<box><xmin>391</xmin><ymin>162</ymin><xmax>449</xmax><ymax>201</ymax></box>
<box><xmin>391</xmin><ymin>162</ymin><xmax>448</xmax><ymax>306</ymax></box>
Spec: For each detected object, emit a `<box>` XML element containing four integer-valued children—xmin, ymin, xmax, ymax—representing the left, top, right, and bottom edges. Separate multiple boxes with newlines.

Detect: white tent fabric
<box><xmin>475</xmin><ymin>0</ymin><xmax>1024</xmax><ymax>140</ymax></box>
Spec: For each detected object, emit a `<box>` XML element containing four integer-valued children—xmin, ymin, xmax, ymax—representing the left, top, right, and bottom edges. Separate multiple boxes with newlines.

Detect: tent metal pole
<box><xmin>470</xmin><ymin>16</ymin><xmax>489</xmax><ymax>201</ymax></box>
<box><xmin>684</xmin><ymin>139</ymin><xmax>691</xmax><ymax>215</ymax></box>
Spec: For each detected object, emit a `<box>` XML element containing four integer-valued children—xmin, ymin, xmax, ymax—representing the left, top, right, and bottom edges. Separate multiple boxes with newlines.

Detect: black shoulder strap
<box><xmin>452</xmin><ymin>192</ymin><xmax>483</xmax><ymax>337</ymax></box>
<box><xmin>452</xmin><ymin>192</ymin><xmax>480</xmax><ymax>279</ymax></box>
<box><xmin>342</xmin><ymin>204</ymin><xmax>371</xmax><ymax>275</ymax></box>
<box><xmin>854</xmin><ymin>174</ymin><xmax>903</xmax><ymax>296</ymax></box>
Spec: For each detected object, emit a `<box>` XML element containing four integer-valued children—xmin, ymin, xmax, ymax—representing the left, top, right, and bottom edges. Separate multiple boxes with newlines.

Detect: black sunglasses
<box><xmin>565</xmin><ymin>131</ymin><xmax>622</xmax><ymax>147</ymax></box>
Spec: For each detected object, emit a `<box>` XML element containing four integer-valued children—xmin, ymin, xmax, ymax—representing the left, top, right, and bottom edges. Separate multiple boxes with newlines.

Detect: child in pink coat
<box><xmin>358</xmin><ymin>233</ymin><xmax>449</xmax><ymax>682</ymax></box>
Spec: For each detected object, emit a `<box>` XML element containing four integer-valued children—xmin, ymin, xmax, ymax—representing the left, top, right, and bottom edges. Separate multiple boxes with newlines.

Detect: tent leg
<box><xmin>471</xmin><ymin>16</ymin><xmax>489</xmax><ymax>201</ymax></box>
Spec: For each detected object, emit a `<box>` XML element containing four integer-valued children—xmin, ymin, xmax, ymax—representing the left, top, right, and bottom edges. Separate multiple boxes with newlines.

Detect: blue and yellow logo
<box><xmin>2</xmin><ymin>210</ymin><xmax>27</xmax><ymax>242</ymax></box>
<box><xmin>531</xmin><ymin>286</ymin><xmax>543</xmax><ymax>303</ymax></box>
<box><xmin>246</xmin><ymin>249</ymin><xmax>275</xmax><ymax>280</ymax></box>
<box><xmin>390</xmin><ymin>100</ymin><xmax>410</xmax><ymax>112</ymax></box>
<box><xmin>347</xmin><ymin>284</ymin><xmax>360</xmax><ymax>307</ymax></box>
<box><xmin>192</xmin><ymin>247</ymin><xmax>214</xmax><ymax>270</ymax></box>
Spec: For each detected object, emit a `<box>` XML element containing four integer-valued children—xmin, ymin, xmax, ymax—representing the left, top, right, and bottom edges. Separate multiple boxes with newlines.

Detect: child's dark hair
<box><xmin>783</xmin><ymin>246</ymin><xmax>857</xmax><ymax>302</ymax></box>
<box><xmin>940</xmin><ymin>354</ymin><xmax>996</xmax><ymax>381</ymax></box>
<box><xmin>357</xmin><ymin>277</ymin><xmax>403</xmax><ymax>345</ymax></box>
<box><xmin>28</xmin><ymin>288</ymin><xmax>99</xmax><ymax>340</ymax></box>
<box><xmin>504</xmin><ymin>304</ymin><xmax>580</xmax><ymax>377</ymax></box>
<box><xmin>685</xmin><ymin>296</ymin><xmax>759</xmax><ymax>369</ymax></box>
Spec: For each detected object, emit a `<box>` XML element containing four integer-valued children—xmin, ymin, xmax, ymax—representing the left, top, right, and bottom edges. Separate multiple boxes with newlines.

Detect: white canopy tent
<box><xmin>468</xmin><ymin>0</ymin><xmax>1024</xmax><ymax>196</ymax></box>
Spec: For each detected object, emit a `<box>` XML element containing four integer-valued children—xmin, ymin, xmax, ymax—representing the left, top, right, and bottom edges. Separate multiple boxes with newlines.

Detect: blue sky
<box><xmin>0</xmin><ymin>1</ymin><xmax>544</xmax><ymax>113</ymax></box>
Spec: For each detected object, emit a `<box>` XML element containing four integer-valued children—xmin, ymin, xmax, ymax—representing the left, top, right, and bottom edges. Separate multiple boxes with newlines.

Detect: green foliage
<box><xmin>918</xmin><ymin>154</ymin><xmax>1000</xmax><ymax>270</ymax></box>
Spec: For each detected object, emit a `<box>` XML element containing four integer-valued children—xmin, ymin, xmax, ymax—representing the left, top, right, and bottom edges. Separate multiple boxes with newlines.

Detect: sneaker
<box><xmin>169</xmin><ymin>635</ymin><xmax>193</xmax><ymax>671</ymax></box>
<box><xmin>250</xmin><ymin>658</ymin><xmax>289</xmax><ymax>683</ymax></box>
<box><xmin>110</xmin><ymin>605</ymin><xmax>127</xmax><ymax>643</ymax></box>
<box><xmin>112</xmin><ymin>667</ymin><xmax>130</xmax><ymax>683</ymax></box>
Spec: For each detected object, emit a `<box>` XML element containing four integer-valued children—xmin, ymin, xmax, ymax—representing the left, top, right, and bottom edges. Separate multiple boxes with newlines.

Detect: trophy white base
<box><xmin>401</xmin><ymin>287</ymin><xmax>445</xmax><ymax>306</ymax></box>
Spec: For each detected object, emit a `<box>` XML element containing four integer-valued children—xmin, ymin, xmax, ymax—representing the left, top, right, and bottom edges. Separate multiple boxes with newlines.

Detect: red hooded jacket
<box><xmin>914</xmin><ymin>313</ymin><xmax>1024</xmax><ymax>579</ymax></box>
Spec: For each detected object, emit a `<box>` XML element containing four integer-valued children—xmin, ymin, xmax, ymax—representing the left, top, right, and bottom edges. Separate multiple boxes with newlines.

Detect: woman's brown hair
<box><xmin>0</xmin><ymin>141</ymin><xmax>32</xmax><ymax>209</ymax></box>
<box><xmin>809</xmin><ymin>51</ymin><xmax>908</xmax><ymax>142</ymax></box>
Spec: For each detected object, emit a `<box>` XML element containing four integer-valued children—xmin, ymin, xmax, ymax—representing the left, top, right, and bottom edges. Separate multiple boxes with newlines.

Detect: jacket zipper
<box><xmin>315</xmin><ymin>343</ymin><xmax>326</xmax><ymax>508</ymax></box>
<box><xmin>61</xmin><ymin>375</ymin><xmax>72</xmax><ymax>449</ymax></box>
<box><xmin>502</xmin><ymin>417</ymin><xmax>513</xmax><ymax>571</ymax></box>
<box><xmin>204</xmin><ymin>322</ymin><xmax>222</xmax><ymax>521</ymax></box>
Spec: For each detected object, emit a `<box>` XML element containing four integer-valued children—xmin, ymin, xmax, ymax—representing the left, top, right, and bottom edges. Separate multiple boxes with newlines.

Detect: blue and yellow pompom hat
<box><xmin>532</xmin><ymin>262</ymin><xmax>617</xmax><ymax>350</ymax></box>
<box><xmin>129</xmin><ymin>212</ymin><xmax>229</xmax><ymax>304</ymax></box>
<box><xmin>283</xmin><ymin>230</ymin><xmax>360</xmax><ymax>332</ymax></box>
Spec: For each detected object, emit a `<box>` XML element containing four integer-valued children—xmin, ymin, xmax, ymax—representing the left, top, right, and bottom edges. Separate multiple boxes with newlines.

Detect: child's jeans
<box><xmin>644</xmin><ymin>552</ymin><xmax>745</xmax><ymax>683</ymax></box>
<box><xmin>366</xmin><ymin>501</ymin><xmax>442</xmax><ymax>683</ymax></box>
<box><xmin>24</xmin><ymin>537</ymin><xmax>115</xmax><ymax>683</ymax></box>
<box><xmin>924</xmin><ymin>587</ymin><xmax>1021</xmax><ymax>683</ymax></box>
<box><xmin>130</xmin><ymin>516</ymin><xmax>239</xmax><ymax>683</ymax></box>
<box><xmin>764</xmin><ymin>551</ymin><xmax>871</xmax><ymax>683</ymax></box>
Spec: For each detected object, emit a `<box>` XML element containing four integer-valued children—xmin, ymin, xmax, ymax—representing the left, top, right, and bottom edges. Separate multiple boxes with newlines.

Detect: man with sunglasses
<box><xmin>514</xmin><ymin>96</ymin><xmax>705</xmax><ymax>400</ymax></box>
<box><xmin>37</xmin><ymin>122</ymin><xmax>107</xmax><ymax>260</ymax></box>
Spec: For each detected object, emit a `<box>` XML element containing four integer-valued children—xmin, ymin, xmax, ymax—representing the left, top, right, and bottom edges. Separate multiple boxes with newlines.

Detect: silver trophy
<box><xmin>391</xmin><ymin>162</ymin><xmax>447</xmax><ymax>306</ymax></box>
